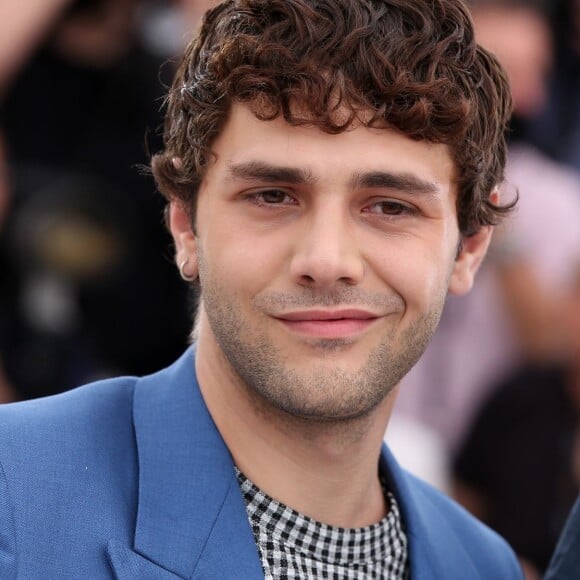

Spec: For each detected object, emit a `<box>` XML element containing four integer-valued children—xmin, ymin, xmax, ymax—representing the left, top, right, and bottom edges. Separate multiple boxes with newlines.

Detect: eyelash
<box><xmin>244</xmin><ymin>190</ymin><xmax>417</xmax><ymax>218</ymax></box>
<box><xmin>245</xmin><ymin>189</ymin><xmax>297</xmax><ymax>207</ymax></box>
<box><xmin>363</xmin><ymin>200</ymin><xmax>418</xmax><ymax>217</ymax></box>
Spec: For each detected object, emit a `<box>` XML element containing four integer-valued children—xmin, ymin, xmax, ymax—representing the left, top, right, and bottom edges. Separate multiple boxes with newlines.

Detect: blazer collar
<box><xmin>107</xmin><ymin>346</ymin><xmax>264</xmax><ymax>580</ymax></box>
<box><xmin>107</xmin><ymin>346</ymin><xmax>482</xmax><ymax>580</ymax></box>
<box><xmin>380</xmin><ymin>446</ymin><xmax>483</xmax><ymax>579</ymax></box>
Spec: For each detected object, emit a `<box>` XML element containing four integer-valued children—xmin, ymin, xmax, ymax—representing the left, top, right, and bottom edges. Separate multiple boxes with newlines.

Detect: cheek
<box><xmin>199</xmin><ymin>230</ymin><xmax>287</xmax><ymax>295</ymax></box>
<box><xmin>372</xmin><ymin>237</ymin><xmax>453</xmax><ymax>309</ymax></box>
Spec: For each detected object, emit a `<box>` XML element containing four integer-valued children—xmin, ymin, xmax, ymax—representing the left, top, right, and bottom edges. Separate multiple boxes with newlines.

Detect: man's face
<box><xmin>171</xmin><ymin>103</ymin><xmax>490</xmax><ymax>421</ymax></box>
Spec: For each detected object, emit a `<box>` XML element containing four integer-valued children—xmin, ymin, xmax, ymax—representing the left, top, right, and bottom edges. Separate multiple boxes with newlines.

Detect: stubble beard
<box><xmin>199</xmin><ymin>260</ymin><xmax>447</xmax><ymax>426</ymax></box>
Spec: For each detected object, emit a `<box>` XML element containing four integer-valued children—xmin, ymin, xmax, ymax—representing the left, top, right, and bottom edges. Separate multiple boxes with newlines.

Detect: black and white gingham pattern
<box><xmin>236</xmin><ymin>468</ymin><xmax>409</xmax><ymax>579</ymax></box>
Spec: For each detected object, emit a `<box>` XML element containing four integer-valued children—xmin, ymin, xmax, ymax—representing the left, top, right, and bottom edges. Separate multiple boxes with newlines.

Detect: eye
<box><xmin>364</xmin><ymin>200</ymin><xmax>417</xmax><ymax>216</ymax></box>
<box><xmin>247</xmin><ymin>189</ymin><xmax>297</xmax><ymax>206</ymax></box>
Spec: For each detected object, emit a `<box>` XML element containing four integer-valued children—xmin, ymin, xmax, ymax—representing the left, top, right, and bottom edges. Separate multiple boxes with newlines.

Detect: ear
<box><xmin>168</xmin><ymin>201</ymin><xmax>198</xmax><ymax>280</ymax></box>
<box><xmin>449</xmin><ymin>188</ymin><xmax>500</xmax><ymax>296</ymax></box>
<box><xmin>448</xmin><ymin>225</ymin><xmax>493</xmax><ymax>296</ymax></box>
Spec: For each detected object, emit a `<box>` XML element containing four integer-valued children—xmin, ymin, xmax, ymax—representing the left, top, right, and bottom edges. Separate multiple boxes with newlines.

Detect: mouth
<box><xmin>273</xmin><ymin>309</ymin><xmax>380</xmax><ymax>339</ymax></box>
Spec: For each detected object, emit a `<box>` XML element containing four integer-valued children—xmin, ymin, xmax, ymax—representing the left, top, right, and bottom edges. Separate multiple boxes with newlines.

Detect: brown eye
<box><xmin>249</xmin><ymin>189</ymin><xmax>296</xmax><ymax>206</ymax></box>
<box><xmin>365</xmin><ymin>200</ymin><xmax>416</xmax><ymax>216</ymax></box>
<box><xmin>260</xmin><ymin>190</ymin><xmax>289</xmax><ymax>203</ymax></box>
<box><xmin>378</xmin><ymin>201</ymin><xmax>406</xmax><ymax>215</ymax></box>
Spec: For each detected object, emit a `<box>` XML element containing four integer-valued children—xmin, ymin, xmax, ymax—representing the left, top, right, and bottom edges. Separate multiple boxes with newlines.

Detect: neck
<box><xmin>195</xmin><ymin>329</ymin><xmax>397</xmax><ymax>529</ymax></box>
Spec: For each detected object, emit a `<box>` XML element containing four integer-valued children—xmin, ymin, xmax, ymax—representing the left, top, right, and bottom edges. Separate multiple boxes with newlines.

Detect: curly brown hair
<box><xmin>152</xmin><ymin>0</ymin><xmax>513</xmax><ymax>236</ymax></box>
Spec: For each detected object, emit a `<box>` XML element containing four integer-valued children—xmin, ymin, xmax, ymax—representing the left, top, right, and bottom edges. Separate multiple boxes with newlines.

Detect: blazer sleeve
<box><xmin>0</xmin><ymin>458</ymin><xmax>17</xmax><ymax>579</ymax></box>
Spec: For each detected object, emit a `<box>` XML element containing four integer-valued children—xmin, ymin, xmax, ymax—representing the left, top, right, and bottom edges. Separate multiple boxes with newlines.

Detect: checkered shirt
<box><xmin>236</xmin><ymin>468</ymin><xmax>409</xmax><ymax>579</ymax></box>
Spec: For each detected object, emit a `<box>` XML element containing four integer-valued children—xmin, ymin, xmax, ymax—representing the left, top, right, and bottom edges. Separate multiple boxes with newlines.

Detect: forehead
<box><xmin>207</xmin><ymin>103</ymin><xmax>457</xmax><ymax>193</ymax></box>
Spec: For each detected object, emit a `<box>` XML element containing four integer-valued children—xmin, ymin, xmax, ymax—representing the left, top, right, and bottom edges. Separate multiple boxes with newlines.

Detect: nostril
<box><xmin>339</xmin><ymin>275</ymin><xmax>360</xmax><ymax>285</ymax></box>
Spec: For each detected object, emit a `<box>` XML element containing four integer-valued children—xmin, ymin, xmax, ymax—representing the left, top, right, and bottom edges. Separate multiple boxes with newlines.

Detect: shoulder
<box><xmin>401</xmin><ymin>472</ymin><xmax>522</xmax><ymax>578</ymax></box>
<box><xmin>0</xmin><ymin>376</ymin><xmax>138</xmax><ymax>477</ymax></box>
<box><xmin>0</xmin><ymin>376</ymin><xmax>137</xmax><ymax>438</ymax></box>
<box><xmin>0</xmin><ymin>377</ymin><xmax>142</xmax><ymax>578</ymax></box>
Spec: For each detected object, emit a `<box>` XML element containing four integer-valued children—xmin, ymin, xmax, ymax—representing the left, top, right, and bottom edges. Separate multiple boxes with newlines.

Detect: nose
<box><xmin>289</xmin><ymin>208</ymin><xmax>364</xmax><ymax>289</ymax></box>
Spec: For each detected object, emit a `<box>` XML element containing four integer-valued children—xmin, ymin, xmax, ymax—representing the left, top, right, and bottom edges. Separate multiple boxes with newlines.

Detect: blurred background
<box><xmin>0</xmin><ymin>1</ymin><xmax>578</xmax><ymax>578</ymax></box>
<box><xmin>0</xmin><ymin>0</ymin><xmax>220</xmax><ymax>402</ymax></box>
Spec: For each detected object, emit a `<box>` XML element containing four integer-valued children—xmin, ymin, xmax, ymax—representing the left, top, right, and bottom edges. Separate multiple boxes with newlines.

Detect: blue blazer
<box><xmin>0</xmin><ymin>348</ymin><xmax>522</xmax><ymax>579</ymax></box>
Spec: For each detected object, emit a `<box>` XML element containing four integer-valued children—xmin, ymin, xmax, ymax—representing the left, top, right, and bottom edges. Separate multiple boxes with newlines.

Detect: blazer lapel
<box><xmin>106</xmin><ymin>540</ymin><xmax>183</xmax><ymax>580</ymax></box>
<box><xmin>380</xmin><ymin>445</ymin><xmax>481</xmax><ymax>580</ymax></box>
<box><xmin>107</xmin><ymin>347</ymin><xmax>263</xmax><ymax>580</ymax></box>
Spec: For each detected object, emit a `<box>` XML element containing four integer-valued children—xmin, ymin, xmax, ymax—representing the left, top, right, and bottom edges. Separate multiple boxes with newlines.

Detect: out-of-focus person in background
<box><xmin>392</xmin><ymin>0</ymin><xmax>580</xmax><ymax>571</ymax></box>
<box><xmin>138</xmin><ymin>0</ymin><xmax>221</xmax><ymax>59</ymax></box>
<box><xmin>394</xmin><ymin>0</ymin><xmax>580</xmax><ymax>452</ymax></box>
<box><xmin>520</xmin><ymin>0</ymin><xmax>580</xmax><ymax>172</ymax></box>
<box><xmin>454</xmin><ymin>262</ymin><xmax>580</xmax><ymax>578</ymax></box>
<box><xmin>0</xmin><ymin>0</ymin><xmax>195</xmax><ymax>400</ymax></box>
<box><xmin>0</xmin><ymin>0</ymin><xmax>72</xmax><ymax>95</ymax></box>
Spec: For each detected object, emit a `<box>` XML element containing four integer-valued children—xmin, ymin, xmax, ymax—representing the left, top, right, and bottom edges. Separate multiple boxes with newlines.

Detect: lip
<box><xmin>276</xmin><ymin>309</ymin><xmax>378</xmax><ymax>321</ymax></box>
<box><xmin>274</xmin><ymin>309</ymin><xmax>380</xmax><ymax>338</ymax></box>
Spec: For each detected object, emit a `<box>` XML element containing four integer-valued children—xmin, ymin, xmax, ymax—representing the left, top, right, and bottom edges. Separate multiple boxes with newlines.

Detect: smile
<box><xmin>274</xmin><ymin>309</ymin><xmax>380</xmax><ymax>339</ymax></box>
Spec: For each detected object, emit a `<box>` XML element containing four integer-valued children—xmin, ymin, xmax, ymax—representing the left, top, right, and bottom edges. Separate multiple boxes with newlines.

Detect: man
<box><xmin>0</xmin><ymin>1</ymin><xmax>523</xmax><ymax>578</ymax></box>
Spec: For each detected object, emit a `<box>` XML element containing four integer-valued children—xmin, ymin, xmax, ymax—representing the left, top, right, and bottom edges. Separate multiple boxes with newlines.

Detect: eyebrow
<box><xmin>350</xmin><ymin>171</ymin><xmax>441</xmax><ymax>197</ymax></box>
<box><xmin>226</xmin><ymin>161</ymin><xmax>317</xmax><ymax>185</ymax></box>
<box><xmin>226</xmin><ymin>161</ymin><xmax>441</xmax><ymax>197</ymax></box>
